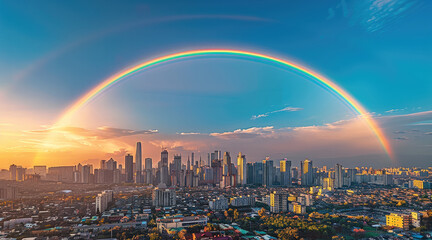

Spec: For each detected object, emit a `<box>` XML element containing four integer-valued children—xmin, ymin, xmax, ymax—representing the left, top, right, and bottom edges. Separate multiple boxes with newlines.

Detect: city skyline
<box><xmin>1</xmin><ymin>1</ymin><xmax>431</xmax><ymax>169</ymax></box>
<box><xmin>4</xmin><ymin>141</ymin><xmax>421</xmax><ymax>188</ymax></box>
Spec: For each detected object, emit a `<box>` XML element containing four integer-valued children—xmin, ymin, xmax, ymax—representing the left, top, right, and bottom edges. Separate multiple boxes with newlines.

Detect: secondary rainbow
<box><xmin>55</xmin><ymin>49</ymin><xmax>393</xmax><ymax>159</ymax></box>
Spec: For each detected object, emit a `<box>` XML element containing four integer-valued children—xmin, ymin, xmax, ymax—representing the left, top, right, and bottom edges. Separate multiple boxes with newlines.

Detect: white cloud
<box><xmin>210</xmin><ymin>126</ymin><xmax>276</xmax><ymax>139</ymax></box>
<box><xmin>251</xmin><ymin>106</ymin><xmax>302</xmax><ymax>120</ymax></box>
<box><xmin>178</xmin><ymin>132</ymin><xmax>201</xmax><ymax>136</ymax></box>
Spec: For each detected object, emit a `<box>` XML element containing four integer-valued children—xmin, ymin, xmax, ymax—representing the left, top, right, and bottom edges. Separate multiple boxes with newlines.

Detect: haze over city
<box><xmin>0</xmin><ymin>1</ymin><xmax>431</xmax><ymax>169</ymax></box>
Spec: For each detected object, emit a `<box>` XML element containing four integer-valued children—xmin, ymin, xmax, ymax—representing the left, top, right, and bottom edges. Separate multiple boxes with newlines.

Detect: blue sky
<box><xmin>0</xmin><ymin>0</ymin><xmax>431</xmax><ymax>168</ymax></box>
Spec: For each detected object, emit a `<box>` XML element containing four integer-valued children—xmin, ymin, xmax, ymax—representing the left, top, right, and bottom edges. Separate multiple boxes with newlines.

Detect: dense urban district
<box><xmin>1</xmin><ymin>143</ymin><xmax>432</xmax><ymax>240</ymax></box>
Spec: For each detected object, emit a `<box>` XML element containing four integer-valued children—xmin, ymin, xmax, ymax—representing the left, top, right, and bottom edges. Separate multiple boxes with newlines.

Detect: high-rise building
<box><xmin>172</xmin><ymin>154</ymin><xmax>182</xmax><ymax>186</ymax></box>
<box><xmin>223</xmin><ymin>152</ymin><xmax>231</xmax><ymax>175</ymax></box>
<box><xmin>253</xmin><ymin>162</ymin><xmax>263</xmax><ymax>185</ymax></box>
<box><xmin>160</xmin><ymin>149</ymin><xmax>170</xmax><ymax>186</ymax></box>
<box><xmin>301</xmin><ymin>159</ymin><xmax>314</xmax><ymax>186</ymax></box>
<box><xmin>145</xmin><ymin>158</ymin><xmax>152</xmax><ymax>169</ymax></box>
<box><xmin>9</xmin><ymin>165</ymin><xmax>17</xmax><ymax>181</ymax></box>
<box><xmin>210</xmin><ymin>151</ymin><xmax>217</xmax><ymax>161</ymax></box>
<box><xmin>221</xmin><ymin>152</ymin><xmax>233</xmax><ymax>187</ymax></box>
<box><xmin>211</xmin><ymin>159</ymin><xmax>223</xmax><ymax>184</ymax></box>
<box><xmin>145</xmin><ymin>158</ymin><xmax>153</xmax><ymax>185</ymax></box>
<box><xmin>48</xmin><ymin>166</ymin><xmax>74</xmax><ymax>182</ymax></box>
<box><xmin>323</xmin><ymin>177</ymin><xmax>334</xmax><ymax>191</ymax></box>
<box><xmin>335</xmin><ymin>164</ymin><xmax>343</xmax><ymax>188</ymax></box>
<box><xmin>291</xmin><ymin>167</ymin><xmax>298</xmax><ymax>182</ymax></box>
<box><xmin>95</xmin><ymin>190</ymin><xmax>113</xmax><ymax>213</ymax></box>
<box><xmin>187</xmin><ymin>156</ymin><xmax>191</xmax><ymax>171</ymax></box>
<box><xmin>100</xmin><ymin>160</ymin><xmax>106</xmax><ymax>170</ymax></box>
<box><xmin>152</xmin><ymin>186</ymin><xmax>176</xmax><ymax>207</ymax></box>
<box><xmin>34</xmin><ymin>166</ymin><xmax>47</xmax><ymax>178</ymax></box>
<box><xmin>135</xmin><ymin>142</ymin><xmax>142</xmax><ymax>183</ymax></box>
<box><xmin>237</xmin><ymin>152</ymin><xmax>246</xmax><ymax>185</ymax></box>
<box><xmin>270</xmin><ymin>191</ymin><xmax>288</xmax><ymax>213</ymax></box>
<box><xmin>125</xmin><ymin>154</ymin><xmax>134</xmax><ymax>183</ymax></box>
<box><xmin>280</xmin><ymin>159</ymin><xmax>291</xmax><ymax>186</ymax></box>
<box><xmin>106</xmin><ymin>158</ymin><xmax>117</xmax><ymax>170</ymax></box>
<box><xmin>81</xmin><ymin>164</ymin><xmax>91</xmax><ymax>183</ymax></box>
<box><xmin>246</xmin><ymin>163</ymin><xmax>254</xmax><ymax>184</ymax></box>
<box><xmin>263</xmin><ymin>158</ymin><xmax>274</xmax><ymax>187</ymax></box>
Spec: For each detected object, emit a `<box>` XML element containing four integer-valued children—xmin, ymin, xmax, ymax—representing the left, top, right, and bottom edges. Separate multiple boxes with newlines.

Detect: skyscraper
<box><xmin>291</xmin><ymin>167</ymin><xmax>299</xmax><ymax>182</ymax></box>
<box><xmin>172</xmin><ymin>154</ymin><xmax>182</xmax><ymax>186</ymax></box>
<box><xmin>9</xmin><ymin>164</ymin><xmax>17</xmax><ymax>181</ymax></box>
<box><xmin>246</xmin><ymin>163</ymin><xmax>254</xmax><ymax>184</ymax></box>
<box><xmin>253</xmin><ymin>162</ymin><xmax>263</xmax><ymax>185</ymax></box>
<box><xmin>145</xmin><ymin>158</ymin><xmax>152</xmax><ymax>185</ymax></box>
<box><xmin>160</xmin><ymin>149</ymin><xmax>170</xmax><ymax>186</ymax></box>
<box><xmin>223</xmin><ymin>152</ymin><xmax>231</xmax><ymax>176</ymax></box>
<box><xmin>301</xmin><ymin>159</ymin><xmax>313</xmax><ymax>186</ymax></box>
<box><xmin>100</xmin><ymin>160</ymin><xmax>106</xmax><ymax>170</ymax></box>
<box><xmin>125</xmin><ymin>154</ymin><xmax>134</xmax><ymax>183</ymax></box>
<box><xmin>335</xmin><ymin>164</ymin><xmax>343</xmax><ymax>188</ymax></box>
<box><xmin>280</xmin><ymin>159</ymin><xmax>291</xmax><ymax>186</ymax></box>
<box><xmin>187</xmin><ymin>156</ymin><xmax>191</xmax><ymax>171</ymax></box>
<box><xmin>221</xmin><ymin>152</ymin><xmax>233</xmax><ymax>187</ymax></box>
<box><xmin>106</xmin><ymin>158</ymin><xmax>117</xmax><ymax>170</ymax></box>
<box><xmin>135</xmin><ymin>142</ymin><xmax>142</xmax><ymax>183</ymax></box>
<box><xmin>81</xmin><ymin>164</ymin><xmax>91</xmax><ymax>183</ymax></box>
<box><xmin>237</xmin><ymin>152</ymin><xmax>246</xmax><ymax>185</ymax></box>
<box><xmin>263</xmin><ymin>157</ymin><xmax>274</xmax><ymax>187</ymax></box>
<box><xmin>145</xmin><ymin>158</ymin><xmax>152</xmax><ymax>169</ymax></box>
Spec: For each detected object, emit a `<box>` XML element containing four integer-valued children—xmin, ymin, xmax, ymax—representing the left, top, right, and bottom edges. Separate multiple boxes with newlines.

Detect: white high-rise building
<box><xmin>95</xmin><ymin>190</ymin><xmax>113</xmax><ymax>213</ymax></box>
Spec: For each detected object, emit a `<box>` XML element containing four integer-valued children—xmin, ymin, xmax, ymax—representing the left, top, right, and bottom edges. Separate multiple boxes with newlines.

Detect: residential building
<box><xmin>209</xmin><ymin>196</ymin><xmax>229</xmax><ymax>210</ymax></box>
<box><xmin>386</xmin><ymin>213</ymin><xmax>410</xmax><ymax>230</ymax></box>
<box><xmin>270</xmin><ymin>191</ymin><xmax>288</xmax><ymax>213</ymax></box>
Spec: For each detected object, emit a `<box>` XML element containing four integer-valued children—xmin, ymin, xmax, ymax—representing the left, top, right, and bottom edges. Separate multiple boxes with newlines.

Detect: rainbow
<box><xmin>55</xmin><ymin>49</ymin><xmax>393</xmax><ymax>159</ymax></box>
